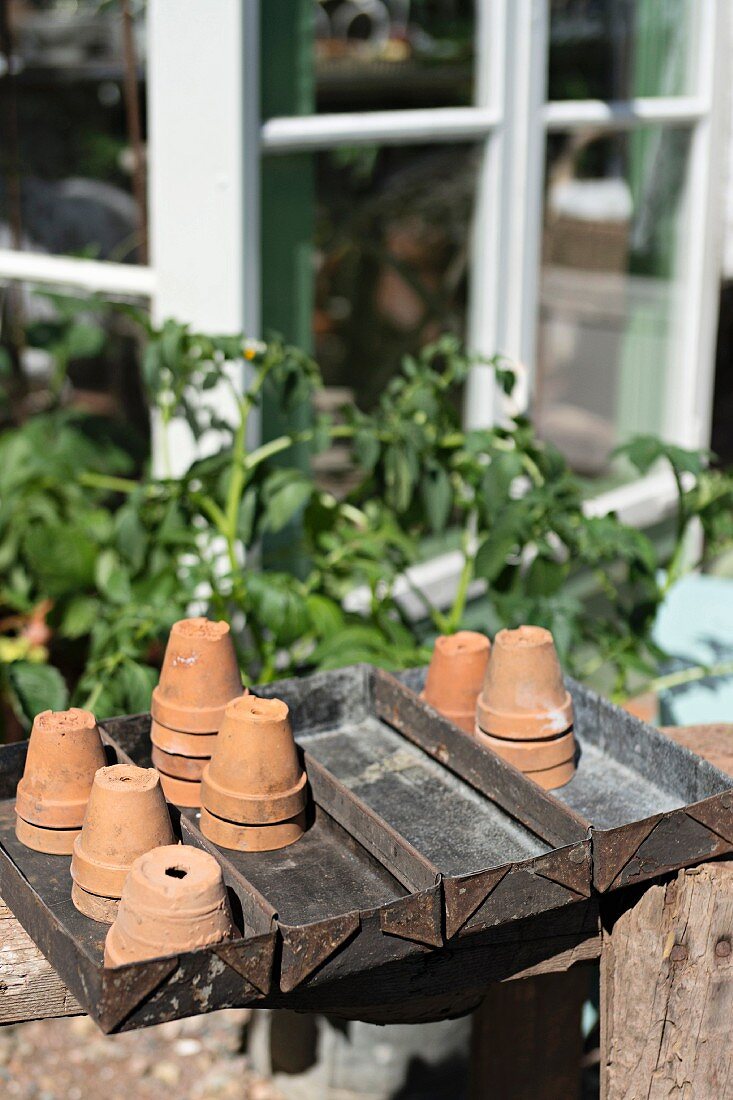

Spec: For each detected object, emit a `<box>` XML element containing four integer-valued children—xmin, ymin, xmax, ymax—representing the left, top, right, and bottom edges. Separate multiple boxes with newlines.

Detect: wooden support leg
<box><xmin>601</xmin><ymin>861</ymin><xmax>733</xmax><ymax>1099</ymax></box>
<box><xmin>469</xmin><ymin>965</ymin><xmax>589</xmax><ymax>1099</ymax></box>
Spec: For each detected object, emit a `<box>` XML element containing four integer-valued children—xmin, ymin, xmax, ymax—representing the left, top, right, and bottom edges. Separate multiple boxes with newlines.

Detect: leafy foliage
<box><xmin>2</xmin><ymin>315</ymin><xmax>732</xmax><ymax>732</ymax></box>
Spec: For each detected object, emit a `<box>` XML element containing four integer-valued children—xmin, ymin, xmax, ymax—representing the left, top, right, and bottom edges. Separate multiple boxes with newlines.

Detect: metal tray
<box><xmin>399</xmin><ymin>668</ymin><xmax>733</xmax><ymax>891</ymax></box>
<box><xmin>258</xmin><ymin>666</ymin><xmax>592</xmax><ymax>941</ymax></box>
<box><xmin>0</xmin><ymin>731</ymin><xmax>277</xmax><ymax>1034</ymax></box>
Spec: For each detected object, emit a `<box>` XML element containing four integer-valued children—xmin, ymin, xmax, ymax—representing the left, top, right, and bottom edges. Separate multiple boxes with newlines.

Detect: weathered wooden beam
<box><xmin>0</xmin><ymin>898</ymin><xmax>81</xmax><ymax>1025</ymax></box>
<box><xmin>601</xmin><ymin>860</ymin><xmax>733</xmax><ymax>1098</ymax></box>
<box><xmin>469</xmin><ymin>966</ymin><xmax>590</xmax><ymax>1100</ymax></box>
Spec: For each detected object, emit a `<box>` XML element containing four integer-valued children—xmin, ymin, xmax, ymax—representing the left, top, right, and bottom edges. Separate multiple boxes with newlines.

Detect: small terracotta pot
<box><xmin>71</xmin><ymin>765</ymin><xmax>175</xmax><ymax>901</ymax></box>
<box><xmin>476</xmin><ymin>625</ymin><xmax>573</xmax><ymax>740</ymax></box>
<box><xmin>150</xmin><ymin>720</ymin><xmax>219</xmax><ymax>757</ymax></box>
<box><xmin>15</xmin><ymin>815</ymin><xmax>80</xmax><ymax>856</ymax></box>
<box><xmin>15</xmin><ymin>708</ymin><xmax>106</xmax><ymax>829</ymax></box>
<box><xmin>157</xmin><ymin>771</ymin><xmax>202</xmax><ymax>809</ymax></box>
<box><xmin>422</xmin><ymin>632</ymin><xmax>491</xmax><ymax>733</ymax></box>
<box><xmin>71</xmin><ymin>882</ymin><xmax>120</xmax><ymax>924</ymax></box>
<box><xmin>151</xmin><ymin>618</ymin><xmax>243</xmax><ymax>733</ymax></box>
<box><xmin>200</xmin><ymin>806</ymin><xmax>307</xmax><ymax>852</ymax></box>
<box><xmin>152</xmin><ymin>745</ymin><xmax>208</xmax><ymax>782</ymax></box>
<box><xmin>104</xmin><ymin>845</ymin><xmax>235</xmax><ymax>967</ymax></box>
<box><xmin>524</xmin><ymin>757</ymin><xmax>576</xmax><ymax>790</ymax></box>
<box><xmin>474</xmin><ymin>727</ymin><xmax>576</xmax><ymax>771</ymax></box>
<box><xmin>201</xmin><ymin>696</ymin><xmax>307</xmax><ymax>826</ymax></box>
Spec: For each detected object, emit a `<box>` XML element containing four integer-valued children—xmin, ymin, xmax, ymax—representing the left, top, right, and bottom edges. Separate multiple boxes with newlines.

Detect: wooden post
<box><xmin>601</xmin><ymin>860</ymin><xmax>733</xmax><ymax>1098</ymax></box>
<box><xmin>469</xmin><ymin>965</ymin><xmax>590</xmax><ymax>1099</ymax></box>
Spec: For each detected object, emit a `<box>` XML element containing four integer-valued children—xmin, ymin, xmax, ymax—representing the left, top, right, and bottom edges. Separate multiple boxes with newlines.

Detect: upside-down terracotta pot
<box><xmin>151</xmin><ymin>618</ymin><xmax>243</xmax><ymax>734</ymax></box>
<box><xmin>71</xmin><ymin>765</ymin><xmax>175</xmax><ymax>922</ymax></box>
<box><xmin>200</xmin><ymin>696</ymin><xmax>307</xmax><ymax>852</ymax></box>
<box><xmin>15</xmin><ymin>708</ymin><xmax>106</xmax><ymax>855</ymax></box>
<box><xmin>422</xmin><ymin>632</ymin><xmax>491</xmax><ymax>733</ymax></box>
<box><xmin>104</xmin><ymin>845</ymin><xmax>235</xmax><ymax>967</ymax></box>
<box><xmin>476</xmin><ymin>625</ymin><xmax>574</xmax><ymax>741</ymax></box>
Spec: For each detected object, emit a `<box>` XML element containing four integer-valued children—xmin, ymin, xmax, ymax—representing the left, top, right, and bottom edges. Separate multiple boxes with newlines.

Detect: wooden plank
<box><xmin>600</xmin><ymin>861</ymin><xmax>733</xmax><ymax>1098</ymax></box>
<box><xmin>0</xmin><ymin>898</ymin><xmax>81</xmax><ymax>1024</ymax></box>
<box><xmin>469</xmin><ymin>967</ymin><xmax>589</xmax><ymax>1100</ymax></box>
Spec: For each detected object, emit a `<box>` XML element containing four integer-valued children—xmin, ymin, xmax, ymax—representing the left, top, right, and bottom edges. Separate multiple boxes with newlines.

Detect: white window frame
<box><xmin>0</xmin><ymin>0</ymin><xmax>726</xmax><ymax>534</ymax></box>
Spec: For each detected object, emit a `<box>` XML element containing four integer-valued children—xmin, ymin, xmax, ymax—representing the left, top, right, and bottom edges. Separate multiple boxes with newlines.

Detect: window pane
<box><xmin>549</xmin><ymin>0</ymin><xmax>696</xmax><ymax>101</ymax></box>
<box><xmin>314</xmin><ymin>142</ymin><xmax>478</xmax><ymax>407</ymax></box>
<box><xmin>316</xmin><ymin>0</ymin><xmax>475</xmax><ymax>111</ymax></box>
<box><xmin>535</xmin><ymin>125</ymin><xmax>691</xmax><ymax>480</ymax></box>
<box><xmin>0</xmin><ymin>0</ymin><xmax>147</xmax><ymax>263</ymax></box>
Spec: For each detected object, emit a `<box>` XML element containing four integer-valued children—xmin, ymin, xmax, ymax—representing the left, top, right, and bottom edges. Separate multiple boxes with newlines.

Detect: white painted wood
<box><xmin>463</xmin><ymin>0</ymin><xmax>507</xmax><ymax>429</ymax></box>
<box><xmin>147</xmin><ymin>0</ymin><xmax>261</xmax><ymax>476</ymax></box>
<box><xmin>0</xmin><ymin>250</ymin><xmax>155</xmax><ymax>298</ymax></box>
<box><xmin>262</xmin><ymin>106</ymin><xmax>500</xmax><ymax>152</ymax></box>
<box><xmin>542</xmin><ymin>96</ymin><xmax>708</xmax><ymax>132</ymax></box>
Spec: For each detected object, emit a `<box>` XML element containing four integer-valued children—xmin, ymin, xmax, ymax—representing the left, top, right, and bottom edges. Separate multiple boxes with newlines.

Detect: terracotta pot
<box><xmin>201</xmin><ymin>696</ymin><xmax>307</xmax><ymax>826</ymax></box>
<box><xmin>623</xmin><ymin>691</ymin><xmax>659</xmax><ymax>725</ymax></box>
<box><xmin>474</xmin><ymin>727</ymin><xmax>576</xmax><ymax>771</ymax></box>
<box><xmin>199</xmin><ymin>806</ymin><xmax>307</xmax><ymax>853</ymax></box>
<box><xmin>71</xmin><ymin>765</ymin><xmax>175</xmax><ymax>901</ymax></box>
<box><xmin>524</xmin><ymin>757</ymin><xmax>576</xmax><ymax>790</ymax></box>
<box><xmin>71</xmin><ymin>882</ymin><xmax>120</xmax><ymax>924</ymax></box>
<box><xmin>152</xmin><ymin>744</ymin><xmax>208</xmax><ymax>782</ymax></box>
<box><xmin>475</xmin><ymin>625</ymin><xmax>573</xmax><ymax>740</ymax></box>
<box><xmin>422</xmin><ymin>632</ymin><xmax>491</xmax><ymax>733</ymax></box>
<box><xmin>157</xmin><ymin>771</ymin><xmax>202</xmax><ymax>809</ymax></box>
<box><xmin>104</xmin><ymin>845</ymin><xmax>235</xmax><ymax>967</ymax></box>
<box><xmin>15</xmin><ymin>708</ymin><xmax>106</xmax><ymax>830</ymax></box>
<box><xmin>15</xmin><ymin>815</ymin><xmax>80</xmax><ymax>856</ymax></box>
<box><xmin>150</xmin><ymin>720</ymin><xmax>219</xmax><ymax>757</ymax></box>
<box><xmin>151</xmin><ymin>618</ymin><xmax>243</xmax><ymax>733</ymax></box>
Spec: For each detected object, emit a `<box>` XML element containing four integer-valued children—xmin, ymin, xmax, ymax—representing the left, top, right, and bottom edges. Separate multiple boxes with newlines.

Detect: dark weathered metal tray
<box><xmin>0</xmin><ymin>732</ymin><xmax>276</xmax><ymax>1033</ymax></box>
<box><xmin>259</xmin><ymin>666</ymin><xmax>592</xmax><ymax>941</ymax></box>
<box><xmin>399</xmin><ymin>668</ymin><xmax>733</xmax><ymax>892</ymax></box>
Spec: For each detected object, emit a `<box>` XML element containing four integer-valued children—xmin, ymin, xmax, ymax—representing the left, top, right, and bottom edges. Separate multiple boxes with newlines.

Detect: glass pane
<box><xmin>309</xmin><ymin>0</ymin><xmax>475</xmax><ymax>115</ymax></box>
<box><xmin>0</xmin><ymin>281</ymin><xmax>149</xmax><ymax>453</ymax></box>
<box><xmin>535</xmin><ymin>126</ymin><xmax>691</xmax><ymax>480</ymax></box>
<box><xmin>0</xmin><ymin>0</ymin><xmax>147</xmax><ymax>263</ymax></box>
<box><xmin>549</xmin><ymin>0</ymin><xmax>696</xmax><ymax>101</ymax></box>
<box><xmin>314</xmin><ymin>142</ymin><xmax>478</xmax><ymax>408</ymax></box>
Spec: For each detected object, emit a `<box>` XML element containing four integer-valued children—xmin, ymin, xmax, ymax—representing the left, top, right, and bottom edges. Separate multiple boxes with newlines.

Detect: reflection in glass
<box><xmin>314</xmin><ymin>0</ymin><xmax>475</xmax><ymax>112</ymax></box>
<box><xmin>549</xmin><ymin>0</ymin><xmax>694</xmax><ymax>101</ymax></box>
<box><xmin>314</xmin><ymin>142</ymin><xmax>478</xmax><ymax>408</ymax></box>
<box><xmin>535</xmin><ymin>125</ymin><xmax>690</xmax><ymax>479</ymax></box>
<box><xmin>0</xmin><ymin>0</ymin><xmax>147</xmax><ymax>264</ymax></box>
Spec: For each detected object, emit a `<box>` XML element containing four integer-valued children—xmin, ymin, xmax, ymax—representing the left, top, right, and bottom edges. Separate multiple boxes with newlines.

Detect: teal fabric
<box><xmin>654</xmin><ymin>573</ymin><xmax>733</xmax><ymax>724</ymax></box>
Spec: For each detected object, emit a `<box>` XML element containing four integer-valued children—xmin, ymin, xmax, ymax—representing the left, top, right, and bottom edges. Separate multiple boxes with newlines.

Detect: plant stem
<box><xmin>79</xmin><ymin>472</ymin><xmax>143</xmax><ymax>493</ymax></box>
<box><xmin>626</xmin><ymin>659</ymin><xmax>733</xmax><ymax>700</ymax></box>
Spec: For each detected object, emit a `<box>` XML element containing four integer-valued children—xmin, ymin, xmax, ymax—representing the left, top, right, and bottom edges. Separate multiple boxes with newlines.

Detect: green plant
<box><xmin>2</xmin><ymin>313</ymin><xmax>733</xmax><ymax>733</ymax></box>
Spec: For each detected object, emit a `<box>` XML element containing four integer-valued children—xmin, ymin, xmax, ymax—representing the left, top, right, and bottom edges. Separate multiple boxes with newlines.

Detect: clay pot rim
<box><xmin>170</xmin><ymin>617</ymin><xmax>231</xmax><ymax>642</ymax></box>
<box><xmin>35</xmin><ymin>707</ymin><xmax>97</xmax><ymax>732</ymax></box>
<box><xmin>474</xmin><ymin>726</ymin><xmax>576</xmax><ymax>769</ymax></box>
<box><xmin>523</xmin><ymin>757</ymin><xmax>576</xmax><ymax>790</ymax></box>
<box><xmin>15</xmin><ymin>782</ymin><xmax>89</xmax><ymax>829</ymax></box>
<box><xmin>419</xmin><ymin>697</ymin><xmax>476</xmax><ymax>734</ymax></box>
<box><xmin>152</xmin><ymin>745</ymin><xmax>208</xmax><ymax>781</ymax></box>
<box><xmin>201</xmin><ymin>768</ymin><xmax>307</xmax><ymax>825</ymax></box>
<box><xmin>15</xmin><ymin>814</ymin><xmax>79</xmax><ymax>855</ymax></box>
<box><xmin>476</xmin><ymin>691</ymin><xmax>574</xmax><ymax>740</ymax></box>
<box><xmin>223</xmin><ymin>694</ymin><xmax>287</xmax><ymax>724</ymax></box>
<box><xmin>493</xmin><ymin>624</ymin><xmax>554</xmax><ymax>649</ymax></box>
<box><xmin>158</xmin><ymin>771</ymin><xmax>202</xmax><ymax>808</ymax></box>
<box><xmin>151</xmin><ymin>686</ymin><xmax>237</xmax><ymax>734</ymax></box>
<box><xmin>199</xmin><ymin>805</ymin><xmax>306</xmax><ymax>852</ymax></box>
<box><xmin>150</xmin><ymin>719</ymin><xmax>219</xmax><ymax>755</ymax></box>
<box><xmin>71</xmin><ymin>881</ymin><xmax>119</xmax><ymax>924</ymax></box>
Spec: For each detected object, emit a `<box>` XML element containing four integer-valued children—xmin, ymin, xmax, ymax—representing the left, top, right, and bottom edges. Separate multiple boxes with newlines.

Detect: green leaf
<box><xmin>59</xmin><ymin>595</ymin><xmax>100</xmax><ymax>639</ymax></box>
<box><xmin>8</xmin><ymin>661</ymin><xmax>69</xmax><ymax>725</ymax></box>
<box><xmin>115</xmin><ymin>507</ymin><xmax>147</xmax><ymax>571</ymax></box>
<box><xmin>95</xmin><ymin>549</ymin><xmax>132</xmax><ymax>605</ymax></box>
<box><xmin>65</xmin><ymin>322</ymin><xmax>105</xmax><ymax>360</ymax></box>
<box><xmin>262</xmin><ymin>470</ymin><xmax>312</xmax><ymax>534</ymax></box>
<box><xmin>420</xmin><ymin>465</ymin><xmax>452</xmax><ymax>533</ymax></box>
<box><xmin>22</xmin><ymin>524</ymin><xmax>97</xmax><ymax>597</ymax></box>
<box><xmin>306</xmin><ymin>594</ymin><xmax>344</xmax><ymax>639</ymax></box>
<box><xmin>117</xmin><ymin>660</ymin><xmax>157</xmax><ymax>714</ymax></box>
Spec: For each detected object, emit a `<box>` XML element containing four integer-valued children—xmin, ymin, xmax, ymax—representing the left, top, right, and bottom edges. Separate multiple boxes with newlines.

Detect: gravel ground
<box><xmin>0</xmin><ymin>1011</ymin><xmax>282</xmax><ymax>1100</ymax></box>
